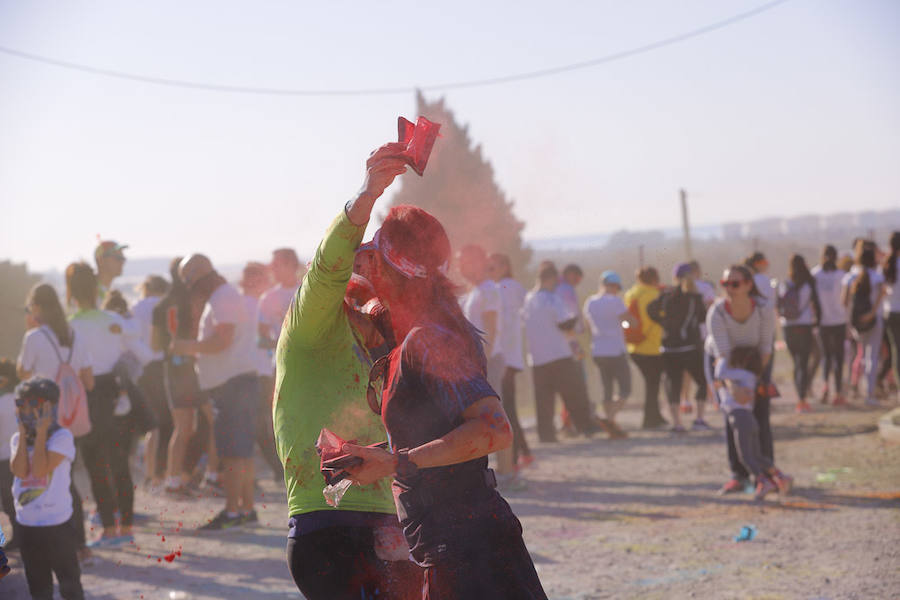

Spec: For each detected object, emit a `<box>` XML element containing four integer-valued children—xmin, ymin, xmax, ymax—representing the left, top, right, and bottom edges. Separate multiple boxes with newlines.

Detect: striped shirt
<box><xmin>704</xmin><ymin>298</ymin><xmax>775</xmax><ymax>366</ymax></box>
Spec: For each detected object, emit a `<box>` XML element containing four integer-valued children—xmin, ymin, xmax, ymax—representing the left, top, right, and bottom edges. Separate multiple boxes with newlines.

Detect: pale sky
<box><xmin>1</xmin><ymin>0</ymin><xmax>898</xmax><ymax>272</ymax></box>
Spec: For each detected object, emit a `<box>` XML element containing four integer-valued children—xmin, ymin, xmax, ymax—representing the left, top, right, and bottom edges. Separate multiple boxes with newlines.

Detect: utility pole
<box><xmin>680</xmin><ymin>188</ymin><xmax>693</xmax><ymax>260</ymax></box>
<box><xmin>638</xmin><ymin>244</ymin><xmax>645</xmax><ymax>268</ymax></box>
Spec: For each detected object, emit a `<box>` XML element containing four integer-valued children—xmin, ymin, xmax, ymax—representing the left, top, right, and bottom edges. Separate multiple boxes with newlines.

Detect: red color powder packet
<box><xmin>396</xmin><ymin>116</ymin><xmax>441</xmax><ymax>176</ymax></box>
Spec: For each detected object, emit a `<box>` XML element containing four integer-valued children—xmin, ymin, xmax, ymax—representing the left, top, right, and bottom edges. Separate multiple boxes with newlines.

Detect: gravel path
<box><xmin>2</xmin><ymin>394</ymin><xmax>898</xmax><ymax>599</ymax></box>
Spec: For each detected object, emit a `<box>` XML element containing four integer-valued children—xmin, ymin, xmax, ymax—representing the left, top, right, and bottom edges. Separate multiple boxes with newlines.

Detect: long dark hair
<box><xmin>821</xmin><ymin>245</ymin><xmax>837</xmax><ymax>272</ymax></box>
<box><xmin>788</xmin><ymin>254</ymin><xmax>813</xmax><ymax>286</ymax></box>
<box><xmin>852</xmin><ymin>248</ymin><xmax>877</xmax><ymax>299</ymax></box>
<box><xmin>27</xmin><ymin>284</ymin><xmax>73</xmax><ymax>347</ymax></box>
<box><xmin>884</xmin><ymin>231</ymin><xmax>900</xmax><ymax>285</ymax></box>
<box><xmin>726</xmin><ymin>264</ymin><xmax>762</xmax><ymax>298</ymax></box>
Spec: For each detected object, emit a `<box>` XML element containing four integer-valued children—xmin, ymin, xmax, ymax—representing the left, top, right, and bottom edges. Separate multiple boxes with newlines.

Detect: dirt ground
<box><xmin>2</xmin><ymin>366</ymin><xmax>898</xmax><ymax>599</ymax></box>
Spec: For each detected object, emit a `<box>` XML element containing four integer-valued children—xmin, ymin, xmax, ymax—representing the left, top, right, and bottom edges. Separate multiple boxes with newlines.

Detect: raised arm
<box><xmin>285</xmin><ymin>144</ymin><xmax>408</xmax><ymax>347</ymax></box>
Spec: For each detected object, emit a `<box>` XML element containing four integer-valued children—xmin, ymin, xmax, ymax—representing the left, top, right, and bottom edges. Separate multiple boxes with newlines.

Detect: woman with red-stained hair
<box><xmin>343</xmin><ymin>199</ymin><xmax>547</xmax><ymax>599</ymax></box>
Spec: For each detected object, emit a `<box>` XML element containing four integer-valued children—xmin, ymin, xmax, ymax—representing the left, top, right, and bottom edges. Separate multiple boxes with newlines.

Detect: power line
<box><xmin>0</xmin><ymin>0</ymin><xmax>790</xmax><ymax>96</ymax></box>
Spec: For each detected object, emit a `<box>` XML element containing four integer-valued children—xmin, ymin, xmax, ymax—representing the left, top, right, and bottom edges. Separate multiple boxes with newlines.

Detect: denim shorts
<box><xmin>209</xmin><ymin>373</ymin><xmax>260</xmax><ymax>459</ymax></box>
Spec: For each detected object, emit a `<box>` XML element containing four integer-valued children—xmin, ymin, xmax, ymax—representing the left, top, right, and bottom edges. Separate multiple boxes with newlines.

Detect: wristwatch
<box><xmin>395</xmin><ymin>448</ymin><xmax>419</xmax><ymax>478</ymax></box>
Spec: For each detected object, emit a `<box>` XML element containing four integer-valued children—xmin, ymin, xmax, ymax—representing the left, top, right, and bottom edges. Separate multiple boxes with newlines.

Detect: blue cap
<box><xmin>601</xmin><ymin>270</ymin><xmax>622</xmax><ymax>286</ymax></box>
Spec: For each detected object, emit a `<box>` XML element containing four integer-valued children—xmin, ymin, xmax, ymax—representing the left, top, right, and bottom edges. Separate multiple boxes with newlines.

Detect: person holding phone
<box><xmin>342</xmin><ymin>196</ymin><xmax>547</xmax><ymax>598</ymax></box>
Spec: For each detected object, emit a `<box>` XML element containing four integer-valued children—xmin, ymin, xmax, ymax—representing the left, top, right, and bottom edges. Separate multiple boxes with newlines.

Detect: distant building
<box><xmin>745</xmin><ymin>217</ymin><xmax>784</xmax><ymax>239</ymax></box>
<box><xmin>722</xmin><ymin>222</ymin><xmax>744</xmax><ymax>240</ymax></box>
<box><xmin>783</xmin><ymin>214</ymin><xmax>822</xmax><ymax>236</ymax></box>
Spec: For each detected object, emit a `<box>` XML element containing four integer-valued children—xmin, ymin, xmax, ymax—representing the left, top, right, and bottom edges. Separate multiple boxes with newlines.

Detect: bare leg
<box><xmin>166</xmin><ymin>408</ymin><xmax>195</xmax><ymax>485</ymax></box>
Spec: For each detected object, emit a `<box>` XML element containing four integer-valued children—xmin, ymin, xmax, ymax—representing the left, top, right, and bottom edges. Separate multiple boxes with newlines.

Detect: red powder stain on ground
<box><xmin>157</xmin><ymin>558</ymin><xmax>162</xmax><ymax>563</ymax></box>
<box><xmin>164</xmin><ymin>553</ymin><xmax>177</xmax><ymax>562</ymax></box>
<box><xmin>161</xmin><ymin>536</ymin><xmax>166</xmax><ymax>542</ymax></box>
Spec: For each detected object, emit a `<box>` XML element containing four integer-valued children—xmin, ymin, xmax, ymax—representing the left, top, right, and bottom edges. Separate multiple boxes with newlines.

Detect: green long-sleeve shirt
<box><xmin>273</xmin><ymin>209</ymin><xmax>395</xmax><ymax>518</ymax></box>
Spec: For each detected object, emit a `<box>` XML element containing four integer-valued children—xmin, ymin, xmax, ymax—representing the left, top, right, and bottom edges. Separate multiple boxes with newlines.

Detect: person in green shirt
<box><xmin>274</xmin><ymin>142</ymin><xmax>420</xmax><ymax>599</ymax></box>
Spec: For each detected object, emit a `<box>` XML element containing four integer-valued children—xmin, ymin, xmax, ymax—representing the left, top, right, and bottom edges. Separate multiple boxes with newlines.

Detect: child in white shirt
<box><xmin>10</xmin><ymin>377</ymin><xmax>83</xmax><ymax>600</ymax></box>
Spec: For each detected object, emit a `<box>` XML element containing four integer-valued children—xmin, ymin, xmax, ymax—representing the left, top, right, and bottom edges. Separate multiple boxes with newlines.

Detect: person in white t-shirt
<box><xmin>173</xmin><ymin>254</ymin><xmax>259</xmax><ymax>530</ymax></box>
<box><xmin>458</xmin><ymin>244</ymin><xmax>518</xmax><ymax>485</ymax></box>
<box><xmin>842</xmin><ymin>245</ymin><xmax>886</xmax><ymax>406</ymax></box>
<box><xmin>489</xmin><ymin>253</ymin><xmax>533</xmax><ymax>468</ymax></box>
<box><xmin>745</xmin><ymin>252</ymin><xmax>778</xmax><ymax>394</ymax></box>
<box><xmin>258</xmin><ymin>248</ymin><xmax>303</xmax><ymax>359</ymax></box>
<box><xmin>239</xmin><ymin>261</ymin><xmax>282</xmax><ymax>480</ymax></box>
<box><xmin>522</xmin><ymin>262</ymin><xmax>598</xmax><ymax>443</ymax></box>
<box><xmin>583</xmin><ymin>271</ymin><xmax>631</xmax><ymax>438</ymax></box>
<box><xmin>10</xmin><ymin>377</ymin><xmax>84</xmax><ymax>600</ymax></box>
<box><xmin>16</xmin><ymin>283</ymin><xmax>93</xmax><ymax>559</ymax></box>
<box><xmin>67</xmin><ymin>262</ymin><xmax>143</xmax><ymax>548</ymax></box>
<box><xmin>812</xmin><ymin>245</ymin><xmax>849</xmax><ymax>405</ymax></box>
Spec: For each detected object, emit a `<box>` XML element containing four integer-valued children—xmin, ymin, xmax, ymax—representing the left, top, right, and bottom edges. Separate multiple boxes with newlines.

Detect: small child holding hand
<box><xmin>715</xmin><ymin>346</ymin><xmax>793</xmax><ymax>500</ymax></box>
<box><xmin>10</xmin><ymin>377</ymin><xmax>84</xmax><ymax>600</ymax></box>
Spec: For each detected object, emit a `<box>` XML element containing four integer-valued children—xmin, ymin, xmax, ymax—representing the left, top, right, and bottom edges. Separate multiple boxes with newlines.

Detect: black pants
<box><xmin>287</xmin><ymin>526</ymin><xmax>421</xmax><ymax>600</ymax></box>
<box><xmin>726</xmin><ymin>394</ymin><xmax>773</xmax><ymax>480</ymax></box>
<box><xmin>20</xmin><ymin>521</ymin><xmax>84</xmax><ymax>600</ymax></box>
<box><xmin>819</xmin><ymin>324</ymin><xmax>846</xmax><ymax>392</ymax></box>
<box><xmin>629</xmin><ymin>353</ymin><xmax>666</xmax><ymax>427</ymax></box>
<box><xmin>661</xmin><ymin>349</ymin><xmax>707</xmax><ymax>406</ymax></box>
<box><xmin>531</xmin><ymin>357</ymin><xmax>594</xmax><ymax>442</ymax></box>
<box><xmin>69</xmin><ymin>477</ymin><xmax>86</xmax><ymax>549</ymax></box>
<box><xmin>0</xmin><ymin>459</ymin><xmax>23</xmax><ymax>546</ymax></box>
<box><xmin>783</xmin><ymin>325</ymin><xmax>814</xmax><ymax>399</ymax></box>
<box><xmin>80</xmin><ymin>374</ymin><xmax>134</xmax><ymax>529</ymax></box>
<box><xmin>139</xmin><ymin>359</ymin><xmax>173</xmax><ymax>479</ymax></box>
<box><xmin>887</xmin><ymin>313</ymin><xmax>900</xmax><ymax>387</ymax></box>
<box><xmin>501</xmin><ymin>367</ymin><xmax>531</xmax><ymax>463</ymax></box>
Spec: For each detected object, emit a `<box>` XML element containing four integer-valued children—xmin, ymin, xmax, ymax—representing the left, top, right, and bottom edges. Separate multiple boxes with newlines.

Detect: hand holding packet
<box><xmin>395</xmin><ymin>116</ymin><xmax>441</xmax><ymax>176</ymax></box>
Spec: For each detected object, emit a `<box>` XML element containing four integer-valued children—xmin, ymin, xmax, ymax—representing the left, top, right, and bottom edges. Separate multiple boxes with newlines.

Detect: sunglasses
<box><xmin>366</xmin><ymin>355</ymin><xmax>390</xmax><ymax>416</ymax></box>
<box><xmin>720</xmin><ymin>279</ymin><xmax>745</xmax><ymax>289</ymax></box>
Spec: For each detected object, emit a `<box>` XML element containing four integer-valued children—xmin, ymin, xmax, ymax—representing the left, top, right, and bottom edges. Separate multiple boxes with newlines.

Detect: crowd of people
<box><xmin>1</xmin><ymin>140</ymin><xmax>898</xmax><ymax>598</ymax></box>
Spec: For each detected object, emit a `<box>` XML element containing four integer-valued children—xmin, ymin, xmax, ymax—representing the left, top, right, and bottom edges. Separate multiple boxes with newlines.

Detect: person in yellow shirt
<box><xmin>624</xmin><ymin>267</ymin><xmax>667</xmax><ymax>429</ymax></box>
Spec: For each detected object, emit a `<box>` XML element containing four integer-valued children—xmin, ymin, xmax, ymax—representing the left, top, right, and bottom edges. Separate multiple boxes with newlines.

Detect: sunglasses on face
<box><xmin>366</xmin><ymin>356</ymin><xmax>390</xmax><ymax>416</ymax></box>
<box><xmin>720</xmin><ymin>279</ymin><xmax>745</xmax><ymax>289</ymax></box>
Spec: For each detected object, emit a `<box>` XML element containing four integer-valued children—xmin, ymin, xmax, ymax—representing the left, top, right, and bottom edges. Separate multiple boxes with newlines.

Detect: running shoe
<box><xmin>718</xmin><ymin>477</ymin><xmax>749</xmax><ymax>495</ymax></box>
<box><xmin>832</xmin><ymin>394</ymin><xmax>849</xmax><ymax>407</ymax></box>
<box><xmin>795</xmin><ymin>401</ymin><xmax>813</xmax><ymax>413</ymax></box>
<box><xmin>240</xmin><ymin>509</ymin><xmax>259</xmax><ymax>524</ymax></box>
<box><xmin>754</xmin><ymin>476</ymin><xmax>778</xmax><ymax>501</ymax></box>
<box><xmin>670</xmin><ymin>424</ymin><xmax>687</xmax><ymax>434</ymax></box>
<box><xmin>199</xmin><ymin>510</ymin><xmax>244</xmax><ymax>531</ymax></box>
<box><xmin>771</xmin><ymin>471</ymin><xmax>794</xmax><ymax>495</ymax></box>
<box><xmin>691</xmin><ymin>418</ymin><xmax>712</xmax><ymax>431</ymax></box>
<box><xmin>642</xmin><ymin>418</ymin><xmax>669</xmax><ymax>430</ymax></box>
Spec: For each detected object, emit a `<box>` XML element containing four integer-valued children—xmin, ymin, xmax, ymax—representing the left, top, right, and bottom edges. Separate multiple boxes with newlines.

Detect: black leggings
<box><xmin>80</xmin><ymin>374</ymin><xmax>134</xmax><ymax>529</ymax></box>
<box><xmin>887</xmin><ymin>313</ymin><xmax>900</xmax><ymax>386</ymax></box>
<box><xmin>286</xmin><ymin>527</ymin><xmax>421</xmax><ymax>600</ymax></box>
<box><xmin>20</xmin><ymin>521</ymin><xmax>84</xmax><ymax>600</ymax></box>
<box><xmin>819</xmin><ymin>324</ymin><xmax>846</xmax><ymax>392</ymax></box>
<box><xmin>661</xmin><ymin>349</ymin><xmax>707</xmax><ymax>406</ymax></box>
<box><xmin>501</xmin><ymin>367</ymin><xmax>531</xmax><ymax>462</ymax></box>
<box><xmin>629</xmin><ymin>353</ymin><xmax>665</xmax><ymax>426</ymax></box>
<box><xmin>783</xmin><ymin>325</ymin><xmax>814</xmax><ymax>399</ymax></box>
